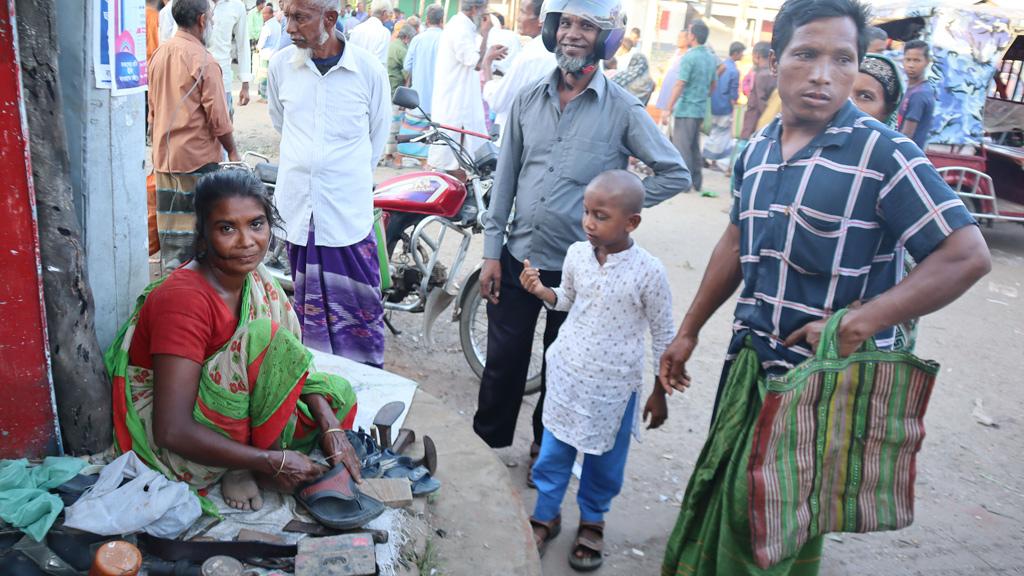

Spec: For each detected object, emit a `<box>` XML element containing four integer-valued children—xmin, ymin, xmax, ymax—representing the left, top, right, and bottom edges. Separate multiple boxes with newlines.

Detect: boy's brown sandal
<box><xmin>529</xmin><ymin>515</ymin><xmax>562</xmax><ymax>558</ymax></box>
<box><xmin>568</xmin><ymin>520</ymin><xmax>604</xmax><ymax>572</ymax></box>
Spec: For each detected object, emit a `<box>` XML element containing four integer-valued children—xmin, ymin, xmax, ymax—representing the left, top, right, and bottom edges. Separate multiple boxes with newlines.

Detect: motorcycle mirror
<box><xmin>392</xmin><ymin>87</ymin><xmax>420</xmax><ymax>111</ymax></box>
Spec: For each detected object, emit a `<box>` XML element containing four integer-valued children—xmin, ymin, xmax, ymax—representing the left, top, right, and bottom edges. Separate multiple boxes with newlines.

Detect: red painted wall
<box><xmin>0</xmin><ymin>0</ymin><xmax>60</xmax><ymax>458</ymax></box>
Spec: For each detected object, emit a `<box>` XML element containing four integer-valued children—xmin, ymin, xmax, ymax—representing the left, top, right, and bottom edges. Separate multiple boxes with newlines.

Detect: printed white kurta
<box><xmin>544</xmin><ymin>241</ymin><xmax>675</xmax><ymax>455</ymax></box>
<box><xmin>427</xmin><ymin>12</ymin><xmax>488</xmax><ymax>170</ymax></box>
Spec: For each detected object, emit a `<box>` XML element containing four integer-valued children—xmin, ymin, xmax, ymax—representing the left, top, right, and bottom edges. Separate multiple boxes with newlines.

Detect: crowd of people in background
<box><xmin>138</xmin><ymin>0</ymin><xmax>983</xmax><ymax>573</ymax></box>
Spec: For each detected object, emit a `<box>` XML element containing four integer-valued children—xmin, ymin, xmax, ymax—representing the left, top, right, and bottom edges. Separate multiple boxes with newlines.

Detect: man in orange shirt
<box><xmin>146</xmin><ymin>0</ymin><xmax>161</xmax><ymax>61</ymax></box>
<box><xmin>149</xmin><ymin>0</ymin><xmax>239</xmax><ymax>273</ymax></box>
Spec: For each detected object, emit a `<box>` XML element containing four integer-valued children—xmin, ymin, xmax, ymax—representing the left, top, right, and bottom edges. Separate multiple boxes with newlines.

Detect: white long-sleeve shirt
<box><xmin>427</xmin><ymin>12</ymin><xmax>488</xmax><ymax>170</ymax></box>
<box><xmin>544</xmin><ymin>241</ymin><xmax>675</xmax><ymax>455</ymax></box>
<box><xmin>207</xmin><ymin>0</ymin><xmax>251</xmax><ymax>89</ymax></box>
<box><xmin>347</xmin><ymin>16</ymin><xmax>391</xmax><ymax>66</ymax></box>
<box><xmin>159</xmin><ymin>2</ymin><xmax>176</xmax><ymax>43</ymax></box>
<box><xmin>267</xmin><ymin>36</ymin><xmax>390</xmax><ymax>247</ymax></box>
<box><xmin>482</xmin><ymin>35</ymin><xmax>556</xmax><ymax>141</ymax></box>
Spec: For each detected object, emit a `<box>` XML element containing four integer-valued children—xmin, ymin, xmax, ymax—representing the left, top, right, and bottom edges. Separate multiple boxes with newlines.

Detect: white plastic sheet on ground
<box><xmin>310</xmin><ymin>349</ymin><xmax>418</xmax><ymax>434</ymax></box>
<box><xmin>63</xmin><ymin>451</ymin><xmax>201</xmax><ymax>538</ymax></box>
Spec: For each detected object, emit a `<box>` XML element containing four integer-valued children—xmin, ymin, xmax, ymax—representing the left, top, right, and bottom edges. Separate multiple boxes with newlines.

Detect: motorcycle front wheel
<box><xmin>458</xmin><ymin>276</ymin><xmax>544</xmax><ymax>396</ymax></box>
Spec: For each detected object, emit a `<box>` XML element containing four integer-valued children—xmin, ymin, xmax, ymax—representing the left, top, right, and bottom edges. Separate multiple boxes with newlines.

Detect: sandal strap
<box><xmin>574</xmin><ymin>521</ymin><xmax>605</xmax><ymax>554</ymax></box>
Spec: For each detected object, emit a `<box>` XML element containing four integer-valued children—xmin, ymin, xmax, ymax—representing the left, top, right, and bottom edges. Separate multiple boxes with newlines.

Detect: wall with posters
<box><xmin>57</xmin><ymin>0</ymin><xmax>149</xmax><ymax>350</ymax></box>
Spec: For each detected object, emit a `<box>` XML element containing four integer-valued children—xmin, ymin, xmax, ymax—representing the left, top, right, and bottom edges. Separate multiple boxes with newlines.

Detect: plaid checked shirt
<box><xmin>728</xmin><ymin>101</ymin><xmax>975</xmax><ymax>372</ymax></box>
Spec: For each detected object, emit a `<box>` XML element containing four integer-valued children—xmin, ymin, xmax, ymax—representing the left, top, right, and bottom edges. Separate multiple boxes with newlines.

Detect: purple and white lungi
<box><xmin>287</xmin><ymin>222</ymin><xmax>385</xmax><ymax>368</ymax></box>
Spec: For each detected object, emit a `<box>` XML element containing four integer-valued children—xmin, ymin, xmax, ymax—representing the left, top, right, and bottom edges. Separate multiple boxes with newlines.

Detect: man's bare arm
<box><xmin>659</xmin><ymin>223</ymin><xmax>743</xmax><ymax>390</ymax></box>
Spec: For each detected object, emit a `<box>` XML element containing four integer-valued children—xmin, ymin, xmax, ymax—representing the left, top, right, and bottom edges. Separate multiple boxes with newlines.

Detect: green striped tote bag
<box><xmin>747</xmin><ymin>309</ymin><xmax>939</xmax><ymax>569</ymax></box>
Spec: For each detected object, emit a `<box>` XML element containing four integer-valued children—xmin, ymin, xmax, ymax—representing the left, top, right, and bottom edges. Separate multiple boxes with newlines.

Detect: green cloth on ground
<box><xmin>0</xmin><ymin>457</ymin><xmax>87</xmax><ymax>541</ymax></box>
<box><xmin>661</xmin><ymin>345</ymin><xmax>823</xmax><ymax>575</ymax></box>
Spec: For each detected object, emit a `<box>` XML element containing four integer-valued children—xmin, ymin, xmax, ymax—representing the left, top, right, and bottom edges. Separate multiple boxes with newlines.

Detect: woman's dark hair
<box><xmin>193</xmin><ymin>169</ymin><xmax>281</xmax><ymax>259</ymax></box>
<box><xmin>771</xmin><ymin>0</ymin><xmax>871</xmax><ymax>62</ymax></box>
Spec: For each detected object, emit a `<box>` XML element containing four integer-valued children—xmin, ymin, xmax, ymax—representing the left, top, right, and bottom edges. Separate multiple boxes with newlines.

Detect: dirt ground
<box><xmin>233</xmin><ymin>98</ymin><xmax>1024</xmax><ymax>575</ymax></box>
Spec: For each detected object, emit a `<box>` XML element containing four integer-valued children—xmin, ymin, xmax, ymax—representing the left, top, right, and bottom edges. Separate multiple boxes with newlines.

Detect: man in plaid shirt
<box><xmin>658</xmin><ymin>0</ymin><xmax>991</xmax><ymax>572</ymax></box>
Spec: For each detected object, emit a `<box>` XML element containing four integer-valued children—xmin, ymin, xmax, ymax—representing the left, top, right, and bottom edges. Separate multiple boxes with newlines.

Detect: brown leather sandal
<box><xmin>529</xmin><ymin>515</ymin><xmax>561</xmax><ymax>558</ymax></box>
<box><xmin>568</xmin><ymin>520</ymin><xmax>604</xmax><ymax>572</ymax></box>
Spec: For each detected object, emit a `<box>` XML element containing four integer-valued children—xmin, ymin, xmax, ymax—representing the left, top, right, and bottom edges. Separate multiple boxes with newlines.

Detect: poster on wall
<box><xmin>107</xmin><ymin>0</ymin><xmax>148</xmax><ymax>94</ymax></box>
<box><xmin>93</xmin><ymin>0</ymin><xmax>111</xmax><ymax>88</ymax></box>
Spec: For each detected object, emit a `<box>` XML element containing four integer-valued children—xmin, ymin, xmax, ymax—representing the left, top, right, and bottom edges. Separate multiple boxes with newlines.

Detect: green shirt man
<box><xmin>387</xmin><ymin>37</ymin><xmax>410</xmax><ymax>93</ymax></box>
<box><xmin>673</xmin><ymin>44</ymin><xmax>718</xmax><ymax>118</ymax></box>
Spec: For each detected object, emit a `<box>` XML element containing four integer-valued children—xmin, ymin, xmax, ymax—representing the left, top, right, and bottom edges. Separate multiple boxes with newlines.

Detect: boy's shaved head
<box><xmin>587</xmin><ymin>170</ymin><xmax>645</xmax><ymax>214</ymax></box>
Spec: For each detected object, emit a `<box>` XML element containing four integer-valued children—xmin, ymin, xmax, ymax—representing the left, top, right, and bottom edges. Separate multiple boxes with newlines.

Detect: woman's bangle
<box><xmin>272</xmin><ymin>451</ymin><xmax>287</xmax><ymax>477</ymax></box>
<box><xmin>324</xmin><ymin>428</ymin><xmax>344</xmax><ymax>436</ymax></box>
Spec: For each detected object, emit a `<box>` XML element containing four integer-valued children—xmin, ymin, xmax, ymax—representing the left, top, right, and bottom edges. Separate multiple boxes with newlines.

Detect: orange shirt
<box><xmin>146</xmin><ymin>5</ymin><xmax>159</xmax><ymax>61</ymax></box>
<box><xmin>148</xmin><ymin>31</ymin><xmax>232</xmax><ymax>173</ymax></box>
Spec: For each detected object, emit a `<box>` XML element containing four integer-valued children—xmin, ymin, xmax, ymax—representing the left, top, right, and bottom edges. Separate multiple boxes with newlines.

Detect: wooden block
<box><xmin>295</xmin><ymin>533</ymin><xmax>376</xmax><ymax>576</ymax></box>
<box><xmin>360</xmin><ymin>477</ymin><xmax>413</xmax><ymax>508</ymax></box>
<box><xmin>236</xmin><ymin>528</ymin><xmax>286</xmax><ymax>544</ymax></box>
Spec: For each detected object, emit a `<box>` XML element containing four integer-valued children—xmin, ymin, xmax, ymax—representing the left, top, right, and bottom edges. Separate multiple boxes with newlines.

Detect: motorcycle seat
<box><xmin>255</xmin><ymin>162</ymin><xmax>278</xmax><ymax>185</ymax></box>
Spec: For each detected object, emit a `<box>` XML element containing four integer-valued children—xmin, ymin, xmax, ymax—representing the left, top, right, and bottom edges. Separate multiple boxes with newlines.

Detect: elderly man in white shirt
<box><xmin>427</xmin><ymin>0</ymin><xmax>492</xmax><ymax>171</ymax></box>
<box><xmin>206</xmin><ymin>0</ymin><xmax>252</xmax><ymax>112</ymax></box>
<box><xmin>481</xmin><ymin>0</ymin><xmax>554</xmax><ymax>139</ymax></box>
<box><xmin>268</xmin><ymin>0</ymin><xmax>391</xmax><ymax>366</ymax></box>
<box><xmin>347</xmin><ymin>0</ymin><xmax>393</xmax><ymax>66</ymax></box>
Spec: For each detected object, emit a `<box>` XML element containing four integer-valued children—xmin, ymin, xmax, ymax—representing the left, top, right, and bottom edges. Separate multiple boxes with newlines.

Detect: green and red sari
<box><xmin>104</xmin><ymin>265</ymin><xmax>357</xmax><ymax>489</ymax></box>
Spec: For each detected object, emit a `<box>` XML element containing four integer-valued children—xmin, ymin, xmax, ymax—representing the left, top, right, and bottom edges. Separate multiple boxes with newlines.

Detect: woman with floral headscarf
<box><xmin>852</xmin><ymin>53</ymin><xmax>904</xmax><ymax>127</ymax></box>
<box><xmin>853</xmin><ymin>53</ymin><xmax>918</xmax><ymax>350</ymax></box>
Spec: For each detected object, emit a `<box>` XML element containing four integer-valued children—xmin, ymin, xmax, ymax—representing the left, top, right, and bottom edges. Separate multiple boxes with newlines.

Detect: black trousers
<box><xmin>473</xmin><ymin>248</ymin><xmax>568</xmax><ymax>448</ymax></box>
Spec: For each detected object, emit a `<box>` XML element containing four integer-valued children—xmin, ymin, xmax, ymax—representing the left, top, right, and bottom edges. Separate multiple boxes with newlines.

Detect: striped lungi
<box><xmin>287</xmin><ymin>220</ymin><xmax>385</xmax><ymax>368</ymax></box>
<box><xmin>396</xmin><ymin>112</ymin><xmax>430</xmax><ymax>160</ymax></box>
<box><xmin>154</xmin><ymin>167</ymin><xmax>214</xmax><ymax>274</ymax></box>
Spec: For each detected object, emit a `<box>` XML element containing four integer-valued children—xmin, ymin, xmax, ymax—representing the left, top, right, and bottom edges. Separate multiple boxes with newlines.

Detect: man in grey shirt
<box><xmin>475</xmin><ymin>0</ymin><xmax>690</xmax><ymax>481</ymax></box>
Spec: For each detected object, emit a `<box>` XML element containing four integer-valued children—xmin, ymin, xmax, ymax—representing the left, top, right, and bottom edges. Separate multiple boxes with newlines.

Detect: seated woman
<box><xmin>105</xmin><ymin>169</ymin><xmax>362</xmax><ymax>511</ymax></box>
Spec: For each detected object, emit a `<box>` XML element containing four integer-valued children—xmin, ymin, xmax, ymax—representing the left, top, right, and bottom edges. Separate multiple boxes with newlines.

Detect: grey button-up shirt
<box><xmin>483</xmin><ymin>69</ymin><xmax>691</xmax><ymax>270</ymax></box>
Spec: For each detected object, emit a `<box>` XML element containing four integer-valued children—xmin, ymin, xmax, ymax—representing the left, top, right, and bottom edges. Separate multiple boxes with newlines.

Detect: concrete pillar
<box><xmin>57</xmin><ymin>0</ymin><xmax>149</xmax><ymax>350</ymax></box>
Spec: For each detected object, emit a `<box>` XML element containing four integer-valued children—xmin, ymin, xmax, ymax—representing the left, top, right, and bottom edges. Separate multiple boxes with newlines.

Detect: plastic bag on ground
<box><xmin>63</xmin><ymin>451</ymin><xmax>201</xmax><ymax>538</ymax></box>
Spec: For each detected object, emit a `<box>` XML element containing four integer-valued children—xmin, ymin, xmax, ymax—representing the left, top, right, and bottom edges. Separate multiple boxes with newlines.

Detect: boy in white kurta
<box><xmin>519</xmin><ymin>170</ymin><xmax>675</xmax><ymax>570</ymax></box>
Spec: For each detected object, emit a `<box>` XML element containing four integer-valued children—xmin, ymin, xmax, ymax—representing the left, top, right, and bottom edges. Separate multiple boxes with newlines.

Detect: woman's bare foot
<box><xmin>221</xmin><ymin>469</ymin><xmax>264</xmax><ymax>511</ymax></box>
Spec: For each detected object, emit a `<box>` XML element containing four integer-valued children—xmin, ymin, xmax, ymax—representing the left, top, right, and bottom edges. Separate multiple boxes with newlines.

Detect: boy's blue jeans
<box><xmin>531</xmin><ymin>393</ymin><xmax>636</xmax><ymax>524</ymax></box>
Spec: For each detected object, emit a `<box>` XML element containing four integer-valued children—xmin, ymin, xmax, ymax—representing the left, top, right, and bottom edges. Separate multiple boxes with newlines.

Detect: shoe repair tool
<box><xmin>200</xmin><ymin>555</ymin><xmax>243</xmax><ymax>576</ymax></box>
<box><xmin>391</xmin><ymin>428</ymin><xmax>415</xmax><ymax>454</ymax></box>
<box><xmin>89</xmin><ymin>540</ymin><xmax>142</xmax><ymax>576</ymax></box>
<box><xmin>283</xmin><ymin>520</ymin><xmax>388</xmax><ymax>544</ymax></box>
<box><xmin>186</xmin><ymin>517</ymin><xmax>222</xmax><ymax>541</ymax></box>
<box><xmin>294</xmin><ymin>534</ymin><xmax>376</xmax><ymax>576</ymax></box>
<box><xmin>235</xmin><ymin>529</ymin><xmax>285</xmax><ymax>545</ymax></box>
<box><xmin>419</xmin><ymin>435</ymin><xmax>438</xmax><ymax>476</ymax></box>
<box><xmin>372</xmin><ymin>401</ymin><xmax>406</xmax><ymax>450</ymax></box>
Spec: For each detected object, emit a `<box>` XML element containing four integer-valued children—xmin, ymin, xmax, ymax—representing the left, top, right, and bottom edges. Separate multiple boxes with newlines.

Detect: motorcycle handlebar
<box><xmin>396</xmin><ymin>133</ymin><xmax>418</xmax><ymax>143</ymax></box>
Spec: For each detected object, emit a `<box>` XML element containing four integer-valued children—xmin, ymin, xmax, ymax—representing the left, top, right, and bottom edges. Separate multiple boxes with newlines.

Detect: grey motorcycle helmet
<box><xmin>540</xmin><ymin>0</ymin><xmax>627</xmax><ymax>60</ymax></box>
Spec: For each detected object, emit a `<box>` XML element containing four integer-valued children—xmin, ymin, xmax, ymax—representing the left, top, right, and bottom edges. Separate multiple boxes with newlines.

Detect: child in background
<box><xmin>519</xmin><ymin>170</ymin><xmax>676</xmax><ymax>571</ymax></box>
